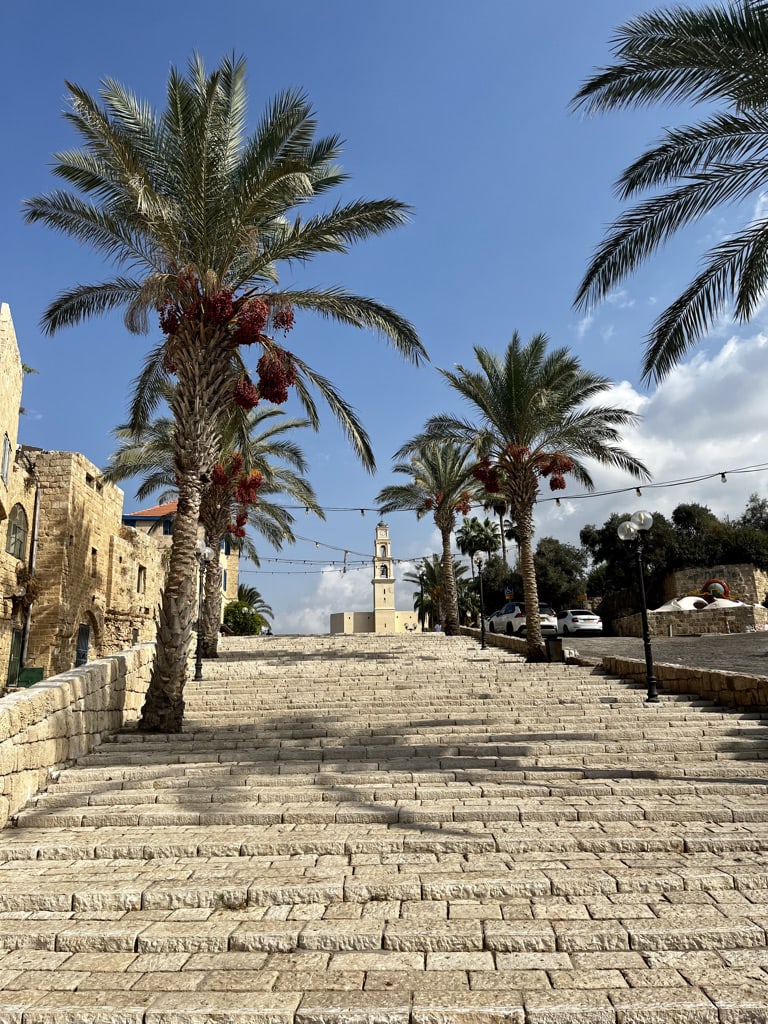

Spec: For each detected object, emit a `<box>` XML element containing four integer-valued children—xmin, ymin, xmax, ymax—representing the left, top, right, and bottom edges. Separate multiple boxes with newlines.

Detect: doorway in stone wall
<box><xmin>75</xmin><ymin>623</ymin><xmax>90</xmax><ymax>667</ymax></box>
<box><xmin>6</xmin><ymin>628</ymin><xmax>22</xmax><ymax>686</ymax></box>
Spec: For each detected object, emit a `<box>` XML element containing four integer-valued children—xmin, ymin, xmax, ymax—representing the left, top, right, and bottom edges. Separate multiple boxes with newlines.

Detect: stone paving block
<box><xmin>21</xmin><ymin>991</ymin><xmax>149</xmax><ymax>1024</ymax></box>
<box><xmin>145</xmin><ymin>991</ymin><xmax>301</xmax><ymax>1024</ymax></box>
<box><xmin>609</xmin><ymin>986</ymin><xmax>719</xmax><ymax>1023</ymax></box>
<box><xmin>411</xmin><ymin>990</ymin><xmax>525</xmax><ymax>1023</ymax></box>
<box><xmin>522</xmin><ymin>988</ymin><xmax>616</xmax><ymax>1024</ymax></box>
<box><xmin>295</xmin><ymin>989</ymin><xmax>411</xmax><ymax>1024</ymax></box>
<box><xmin>383</xmin><ymin>922</ymin><xmax>482</xmax><ymax>953</ymax></box>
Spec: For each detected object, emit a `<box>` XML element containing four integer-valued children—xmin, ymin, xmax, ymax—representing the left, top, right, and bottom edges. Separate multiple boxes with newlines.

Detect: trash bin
<box><xmin>16</xmin><ymin>667</ymin><xmax>44</xmax><ymax>688</ymax></box>
<box><xmin>545</xmin><ymin>638</ymin><xmax>564</xmax><ymax>663</ymax></box>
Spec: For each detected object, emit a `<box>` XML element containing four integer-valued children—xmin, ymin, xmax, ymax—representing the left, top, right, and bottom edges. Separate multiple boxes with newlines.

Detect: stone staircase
<box><xmin>0</xmin><ymin>634</ymin><xmax>767</xmax><ymax>1021</ymax></box>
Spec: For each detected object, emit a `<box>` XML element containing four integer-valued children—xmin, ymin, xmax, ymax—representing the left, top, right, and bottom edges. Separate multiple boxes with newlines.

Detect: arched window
<box><xmin>380</xmin><ymin>564</ymin><xmax>388</xmax><ymax>578</ymax></box>
<box><xmin>379</xmin><ymin>545</ymin><xmax>386</xmax><ymax>557</ymax></box>
<box><xmin>6</xmin><ymin>504</ymin><xmax>27</xmax><ymax>560</ymax></box>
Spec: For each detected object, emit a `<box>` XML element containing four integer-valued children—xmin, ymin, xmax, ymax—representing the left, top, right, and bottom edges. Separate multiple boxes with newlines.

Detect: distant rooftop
<box><xmin>124</xmin><ymin>501</ymin><xmax>177</xmax><ymax>520</ymax></box>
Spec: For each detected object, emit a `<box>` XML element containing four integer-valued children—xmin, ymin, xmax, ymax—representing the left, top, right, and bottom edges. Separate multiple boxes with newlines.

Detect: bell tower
<box><xmin>372</xmin><ymin>521</ymin><xmax>396</xmax><ymax>632</ymax></box>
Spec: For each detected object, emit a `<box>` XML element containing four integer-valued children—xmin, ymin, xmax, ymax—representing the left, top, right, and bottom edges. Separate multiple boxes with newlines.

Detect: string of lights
<box><xmin>274</xmin><ymin>460</ymin><xmax>768</xmax><ymax>517</ymax></box>
<box><xmin>236</xmin><ymin>460</ymin><xmax>768</xmax><ymax>576</ymax></box>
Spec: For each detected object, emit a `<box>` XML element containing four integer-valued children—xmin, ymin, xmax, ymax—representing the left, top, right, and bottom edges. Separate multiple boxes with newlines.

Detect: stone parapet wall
<box><xmin>0</xmin><ymin>643</ymin><xmax>152</xmax><ymax>828</ymax></box>
<box><xmin>602</xmin><ymin>655</ymin><xmax>768</xmax><ymax>711</ymax></box>
<box><xmin>664</xmin><ymin>563</ymin><xmax>768</xmax><ymax>605</ymax></box>
<box><xmin>615</xmin><ymin>604</ymin><xmax>768</xmax><ymax>637</ymax></box>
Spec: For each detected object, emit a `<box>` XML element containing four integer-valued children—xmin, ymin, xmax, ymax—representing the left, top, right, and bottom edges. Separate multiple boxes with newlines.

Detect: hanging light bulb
<box><xmin>721</xmin><ymin>473</ymin><xmax>727</xmax><ymax>483</ymax></box>
<box><xmin>636</xmin><ymin>488</ymin><xmax>642</xmax><ymax>497</ymax></box>
<box><xmin>556</xmin><ymin>498</ymin><xmax>561</xmax><ymax>507</ymax></box>
<box><xmin>360</xmin><ymin>509</ymin><xmax>365</xmax><ymax>516</ymax></box>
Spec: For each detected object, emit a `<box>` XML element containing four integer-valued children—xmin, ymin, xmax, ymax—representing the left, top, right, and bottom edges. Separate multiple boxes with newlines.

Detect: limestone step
<box><xmin>0</xmin><ymin>634</ymin><xmax>766</xmax><ymax>1020</ymax></box>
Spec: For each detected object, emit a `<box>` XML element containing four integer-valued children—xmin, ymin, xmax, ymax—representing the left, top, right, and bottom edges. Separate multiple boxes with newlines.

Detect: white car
<box><xmin>557</xmin><ymin>608</ymin><xmax>603</xmax><ymax>636</ymax></box>
<box><xmin>486</xmin><ymin>602</ymin><xmax>557</xmax><ymax>636</ymax></box>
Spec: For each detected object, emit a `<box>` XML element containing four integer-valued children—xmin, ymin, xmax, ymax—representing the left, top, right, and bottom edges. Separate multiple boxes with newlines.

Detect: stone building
<box><xmin>329</xmin><ymin>522</ymin><xmax>419</xmax><ymax>635</ymax></box>
<box><xmin>0</xmin><ymin>302</ymin><xmax>239</xmax><ymax>684</ymax></box>
<box><xmin>123</xmin><ymin>501</ymin><xmax>239</xmax><ymax>606</ymax></box>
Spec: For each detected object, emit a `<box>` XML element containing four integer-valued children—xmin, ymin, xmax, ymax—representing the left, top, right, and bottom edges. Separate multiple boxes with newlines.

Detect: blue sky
<box><xmin>3</xmin><ymin>1</ymin><xmax>768</xmax><ymax>632</ymax></box>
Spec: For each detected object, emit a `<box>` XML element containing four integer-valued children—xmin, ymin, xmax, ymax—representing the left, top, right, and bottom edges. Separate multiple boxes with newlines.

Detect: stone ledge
<box><xmin>601</xmin><ymin>655</ymin><xmax>768</xmax><ymax>710</ymax></box>
<box><xmin>0</xmin><ymin>644</ymin><xmax>153</xmax><ymax>828</ymax></box>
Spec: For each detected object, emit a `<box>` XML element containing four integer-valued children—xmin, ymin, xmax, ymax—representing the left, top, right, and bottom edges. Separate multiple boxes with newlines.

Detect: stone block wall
<box><xmin>24</xmin><ymin>452</ymin><xmax>166</xmax><ymax>677</ymax></box>
<box><xmin>615</xmin><ymin>604</ymin><xmax>768</xmax><ymax>637</ymax></box>
<box><xmin>0</xmin><ymin>643</ymin><xmax>152</xmax><ymax>827</ymax></box>
<box><xmin>602</xmin><ymin>655</ymin><xmax>768</xmax><ymax>711</ymax></box>
<box><xmin>0</xmin><ymin>305</ymin><xmax>36</xmax><ymax>685</ymax></box>
<box><xmin>663</xmin><ymin>564</ymin><xmax>768</xmax><ymax>606</ymax></box>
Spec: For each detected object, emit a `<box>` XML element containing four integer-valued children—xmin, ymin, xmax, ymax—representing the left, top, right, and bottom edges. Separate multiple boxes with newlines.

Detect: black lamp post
<box><xmin>193</xmin><ymin>538</ymin><xmax>215</xmax><ymax>682</ymax></box>
<box><xmin>474</xmin><ymin>553</ymin><xmax>486</xmax><ymax>649</ymax></box>
<box><xmin>418</xmin><ymin>572</ymin><xmax>425</xmax><ymax>632</ymax></box>
<box><xmin>617</xmin><ymin>511</ymin><xmax>659</xmax><ymax>703</ymax></box>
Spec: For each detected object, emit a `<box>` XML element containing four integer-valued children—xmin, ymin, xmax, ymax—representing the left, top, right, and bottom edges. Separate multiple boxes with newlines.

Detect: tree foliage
<box><xmin>573</xmin><ymin>1</ymin><xmax>768</xmax><ymax>381</ymax></box>
<box><xmin>533</xmin><ymin>537</ymin><xmax>588</xmax><ymax>611</ymax></box>
<box><xmin>223</xmin><ymin>600</ymin><xmax>265</xmax><ymax>636</ymax></box>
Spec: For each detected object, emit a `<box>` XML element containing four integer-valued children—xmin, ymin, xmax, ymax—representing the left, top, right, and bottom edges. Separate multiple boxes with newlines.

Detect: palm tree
<box><xmin>403</xmin><ymin>555</ymin><xmax>469</xmax><ymax>631</ymax></box>
<box><xmin>456</xmin><ymin>517</ymin><xmax>484</xmax><ymax>578</ymax></box>
<box><xmin>413</xmin><ymin>333</ymin><xmax>649</xmax><ymax>659</ymax></box>
<box><xmin>26</xmin><ymin>55</ymin><xmax>425</xmax><ymax>730</ymax></box>
<box><xmin>376</xmin><ymin>441</ymin><xmax>476</xmax><ymax>635</ymax></box>
<box><xmin>104</xmin><ymin>403</ymin><xmax>322</xmax><ymax>657</ymax></box>
<box><xmin>573</xmin><ymin>1</ymin><xmax>768</xmax><ymax>382</ymax></box>
<box><xmin>236</xmin><ymin>584</ymin><xmax>274</xmax><ymax>624</ymax></box>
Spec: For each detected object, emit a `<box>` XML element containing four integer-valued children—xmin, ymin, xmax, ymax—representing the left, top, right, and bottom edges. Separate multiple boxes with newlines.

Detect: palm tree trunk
<box><xmin>138</xmin><ymin>480</ymin><xmax>202</xmax><ymax>731</ymax></box>
<box><xmin>139</xmin><ymin>329</ymin><xmax>229</xmax><ymax>731</ymax></box>
<box><xmin>201</xmin><ymin>556</ymin><xmax>223</xmax><ymax>658</ymax></box>
<box><xmin>440</xmin><ymin>525</ymin><xmax>460</xmax><ymax>636</ymax></box>
<box><xmin>515</xmin><ymin>504</ymin><xmax>546</xmax><ymax>662</ymax></box>
<box><xmin>498</xmin><ymin>510</ymin><xmax>507</xmax><ymax>564</ymax></box>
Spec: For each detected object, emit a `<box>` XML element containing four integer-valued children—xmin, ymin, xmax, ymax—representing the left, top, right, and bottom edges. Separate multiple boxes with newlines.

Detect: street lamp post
<box><xmin>193</xmin><ymin>538</ymin><xmax>216</xmax><ymax>682</ymax></box>
<box><xmin>617</xmin><ymin>511</ymin><xmax>659</xmax><ymax>703</ymax></box>
<box><xmin>474</xmin><ymin>553</ymin><xmax>486</xmax><ymax>650</ymax></box>
<box><xmin>418</xmin><ymin>572</ymin><xmax>425</xmax><ymax>632</ymax></box>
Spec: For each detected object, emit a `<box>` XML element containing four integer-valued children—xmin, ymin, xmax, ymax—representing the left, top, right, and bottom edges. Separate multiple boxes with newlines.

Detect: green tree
<box><xmin>27</xmin><ymin>56</ymin><xmax>424</xmax><ymax>730</ymax></box>
<box><xmin>740</xmin><ymin>493</ymin><xmax>768</xmax><ymax>532</ymax></box>
<box><xmin>580</xmin><ymin>510</ymin><xmax>679</xmax><ymax>620</ymax></box>
<box><xmin>456</xmin><ymin>516</ymin><xmax>499</xmax><ymax>578</ymax></box>
<box><xmin>533</xmin><ymin>537</ymin><xmax>588</xmax><ymax>611</ymax></box>
<box><xmin>403</xmin><ymin>554</ymin><xmax>469</xmax><ymax>631</ymax></box>
<box><xmin>480</xmin><ymin>554</ymin><xmax>521</xmax><ymax>613</ymax></box>
<box><xmin>412</xmin><ymin>333</ymin><xmax>649</xmax><ymax>659</ymax></box>
<box><xmin>377</xmin><ymin>441</ymin><xmax>476</xmax><ymax>635</ymax></box>
<box><xmin>237</xmin><ymin>584</ymin><xmax>273</xmax><ymax>622</ymax></box>
<box><xmin>223</xmin><ymin>601</ymin><xmax>264</xmax><ymax>636</ymax></box>
<box><xmin>573</xmin><ymin>1</ymin><xmax>768</xmax><ymax>381</ymax></box>
<box><xmin>456</xmin><ymin>517</ymin><xmax>484</xmax><ymax>578</ymax></box>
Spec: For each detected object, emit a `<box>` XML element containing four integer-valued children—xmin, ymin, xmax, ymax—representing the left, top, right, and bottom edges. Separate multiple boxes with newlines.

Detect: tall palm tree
<box><xmin>26</xmin><ymin>55</ymin><xmax>425</xmax><ymax>730</ymax></box>
<box><xmin>413</xmin><ymin>333</ymin><xmax>649</xmax><ymax>659</ymax></box>
<box><xmin>104</xmin><ymin>403</ymin><xmax>322</xmax><ymax>657</ymax></box>
<box><xmin>573</xmin><ymin>1</ymin><xmax>768</xmax><ymax>382</ymax></box>
<box><xmin>376</xmin><ymin>441</ymin><xmax>476</xmax><ymax>635</ymax></box>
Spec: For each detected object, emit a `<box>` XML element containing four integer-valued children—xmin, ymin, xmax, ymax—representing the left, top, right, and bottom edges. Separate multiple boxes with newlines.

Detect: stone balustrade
<box><xmin>0</xmin><ymin>644</ymin><xmax>152</xmax><ymax>827</ymax></box>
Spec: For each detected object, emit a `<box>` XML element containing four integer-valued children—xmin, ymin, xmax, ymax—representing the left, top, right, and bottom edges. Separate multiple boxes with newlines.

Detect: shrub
<box><xmin>223</xmin><ymin>600</ymin><xmax>266</xmax><ymax>636</ymax></box>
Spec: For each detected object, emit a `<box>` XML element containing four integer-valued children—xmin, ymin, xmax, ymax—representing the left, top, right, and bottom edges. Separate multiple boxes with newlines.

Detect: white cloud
<box><xmin>605</xmin><ymin>289</ymin><xmax>635</xmax><ymax>309</ymax></box>
<box><xmin>575</xmin><ymin>312</ymin><xmax>594</xmax><ymax>339</ymax></box>
<box><xmin>536</xmin><ymin>325</ymin><xmax>768</xmax><ymax>546</ymax></box>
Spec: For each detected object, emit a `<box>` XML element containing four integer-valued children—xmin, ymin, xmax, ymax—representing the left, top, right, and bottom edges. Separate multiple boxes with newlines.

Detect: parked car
<box><xmin>486</xmin><ymin>601</ymin><xmax>557</xmax><ymax>636</ymax></box>
<box><xmin>557</xmin><ymin>608</ymin><xmax>603</xmax><ymax>636</ymax></box>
